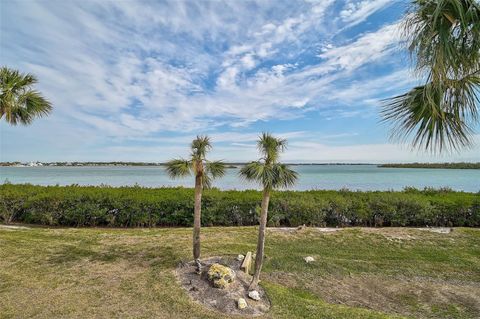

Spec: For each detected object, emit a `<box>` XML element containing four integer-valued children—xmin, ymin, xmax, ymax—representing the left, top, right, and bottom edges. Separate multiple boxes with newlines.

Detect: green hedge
<box><xmin>1</xmin><ymin>184</ymin><xmax>479</xmax><ymax>227</ymax></box>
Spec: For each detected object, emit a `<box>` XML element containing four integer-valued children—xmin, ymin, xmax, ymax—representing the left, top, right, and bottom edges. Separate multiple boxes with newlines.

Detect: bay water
<box><xmin>1</xmin><ymin>165</ymin><xmax>478</xmax><ymax>192</ymax></box>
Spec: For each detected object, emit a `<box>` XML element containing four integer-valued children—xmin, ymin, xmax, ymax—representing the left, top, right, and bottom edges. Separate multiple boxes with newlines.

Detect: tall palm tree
<box><xmin>240</xmin><ymin>133</ymin><xmax>298</xmax><ymax>290</ymax></box>
<box><xmin>0</xmin><ymin>67</ymin><xmax>52</xmax><ymax>125</ymax></box>
<box><xmin>165</xmin><ymin>135</ymin><xmax>226</xmax><ymax>273</ymax></box>
<box><xmin>382</xmin><ymin>0</ymin><xmax>480</xmax><ymax>152</ymax></box>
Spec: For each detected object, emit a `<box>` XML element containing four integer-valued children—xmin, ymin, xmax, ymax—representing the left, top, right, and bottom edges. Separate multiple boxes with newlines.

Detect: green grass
<box><xmin>1</xmin><ymin>226</ymin><xmax>479</xmax><ymax>318</ymax></box>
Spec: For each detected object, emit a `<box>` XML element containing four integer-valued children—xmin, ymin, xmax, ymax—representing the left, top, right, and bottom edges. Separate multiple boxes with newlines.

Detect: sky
<box><xmin>1</xmin><ymin>0</ymin><xmax>479</xmax><ymax>163</ymax></box>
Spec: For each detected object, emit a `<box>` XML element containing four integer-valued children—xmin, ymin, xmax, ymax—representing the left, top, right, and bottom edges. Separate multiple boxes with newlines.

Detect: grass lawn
<box><xmin>1</xmin><ymin>226</ymin><xmax>479</xmax><ymax>318</ymax></box>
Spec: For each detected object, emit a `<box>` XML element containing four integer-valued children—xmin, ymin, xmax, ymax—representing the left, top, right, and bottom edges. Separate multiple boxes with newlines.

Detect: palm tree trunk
<box><xmin>193</xmin><ymin>171</ymin><xmax>203</xmax><ymax>272</ymax></box>
<box><xmin>249</xmin><ymin>188</ymin><xmax>270</xmax><ymax>290</ymax></box>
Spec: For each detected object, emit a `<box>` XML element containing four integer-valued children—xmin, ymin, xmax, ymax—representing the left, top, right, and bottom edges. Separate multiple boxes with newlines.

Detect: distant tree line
<box><xmin>379</xmin><ymin>163</ymin><xmax>480</xmax><ymax>169</ymax></box>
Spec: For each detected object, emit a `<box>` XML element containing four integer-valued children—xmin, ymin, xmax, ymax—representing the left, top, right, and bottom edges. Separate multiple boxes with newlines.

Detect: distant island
<box><xmin>0</xmin><ymin>161</ymin><xmax>240</xmax><ymax>168</ymax></box>
<box><xmin>0</xmin><ymin>161</ymin><xmax>374</xmax><ymax>167</ymax></box>
<box><xmin>1</xmin><ymin>162</ymin><xmax>377</xmax><ymax>167</ymax></box>
<box><xmin>379</xmin><ymin>162</ymin><xmax>480</xmax><ymax>169</ymax></box>
<box><xmin>0</xmin><ymin>161</ymin><xmax>162</xmax><ymax>167</ymax></box>
<box><xmin>1</xmin><ymin>162</ymin><xmax>479</xmax><ymax>169</ymax></box>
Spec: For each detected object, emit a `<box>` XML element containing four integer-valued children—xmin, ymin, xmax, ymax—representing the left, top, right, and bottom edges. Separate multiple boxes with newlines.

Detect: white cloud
<box><xmin>318</xmin><ymin>23</ymin><xmax>401</xmax><ymax>71</ymax></box>
<box><xmin>340</xmin><ymin>0</ymin><xmax>395</xmax><ymax>28</ymax></box>
<box><xmin>2</xmin><ymin>0</ymin><xmax>404</xmax><ymax>137</ymax></box>
<box><xmin>2</xmin><ymin>0</ymin><xmax>479</xmax><ymax>162</ymax></box>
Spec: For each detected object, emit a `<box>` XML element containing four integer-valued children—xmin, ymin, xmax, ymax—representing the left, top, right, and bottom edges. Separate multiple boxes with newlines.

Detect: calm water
<box><xmin>1</xmin><ymin>165</ymin><xmax>479</xmax><ymax>192</ymax></box>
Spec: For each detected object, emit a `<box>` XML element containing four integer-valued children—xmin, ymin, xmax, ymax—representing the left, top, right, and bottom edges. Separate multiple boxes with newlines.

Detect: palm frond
<box><xmin>257</xmin><ymin>132</ymin><xmax>287</xmax><ymax>163</ymax></box>
<box><xmin>165</xmin><ymin>159</ymin><xmax>192</xmax><ymax>178</ymax></box>
<box><xmin>1</xmin><ymin>66</ymin><xmax>51</xmax><ymax>125</ymax></box>
<box><xmin>405</xmin><ymin>0</ymin><xmax>480</xmax><ymax>80</ymax></box>
<box><xmin>241</xmin><ymin>133</ymin><xmax>296</xmax><ymax>189</ymax></box>
<box><xmin>382</xmin><ymin>79</ymin><xmax>478</xmax><ymax>152</ymax></box>
<box><xmin>202</xmin><ymin>174</ymin><xmax>212</xmax><ymax>189</ymax></box>
<box><xmin>271</xmin><ymin>163</ymin><xmax>299</xmax><ymax>189</ymax></box>
<box><xmin>191</xmin><ymin>135</ymin><xmax>212</xmax><ymax>160</ymax></box>
<box><xmin>239</xmin><ymin>161</ymin><xmax>297</xmax><ymax>190</ymax></box>
<box><xmin>384</xmin><ymin>0</ymin><xmax>480</xmax><ymax>152</ymax></box>
<box><xmin>239</xmin><ymin>161</ymin><xmax>265</xmax><ymax>184</ymax></box>
<box><xmin>15</xmin><ymin>90</ymin><xmax>52</xmax><ymax>125</ymax></box>
<box><xmin>205</xmin><ymin>160</ymin><xmax>227</xmax><ymax>179</ymax></box>
<box><xmin>0</xmin><ymin>67</ymin><xmax>38</xmax><ymax>88</ymax></box>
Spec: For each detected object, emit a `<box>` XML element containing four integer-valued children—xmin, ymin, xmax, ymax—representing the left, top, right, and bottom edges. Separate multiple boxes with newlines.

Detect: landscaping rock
<box><xmin>207</xmin><ymin>263</ymin><xmax>236</xmax><ymax>289</ymax></box>
<box><xmin>237</xmin><ymin>254</ymin><xmax>245</xmax><ymax>261</ymax></box>
<box><xmin>304</xmin><ymin>256</ymin><xmax>315</xmax><ymax>263</ymax></box>
<box><xmin>237</xmin><ymin>298</ymin><xmax>247</xmax><ymax>309</ymax></box>
<box><xmin>241</xmin><ymin>251</ymin><xmax>252</xmax><ymax>274</ymax></box>
<box><xmin>248</xmin><ymin>290</ymin><xmax>261</xmax><ymax>301</ymax></box>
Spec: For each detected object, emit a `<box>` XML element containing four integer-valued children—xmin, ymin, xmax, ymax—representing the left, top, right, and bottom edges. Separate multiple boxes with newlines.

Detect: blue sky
<box><xmin>1</xmin><ymin>0</ymin><xmax>479</xmax><ymax>163</ymax></box>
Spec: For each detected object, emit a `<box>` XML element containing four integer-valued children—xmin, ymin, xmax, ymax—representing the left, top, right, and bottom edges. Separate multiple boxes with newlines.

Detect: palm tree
<box><xmin>382</xmin><ymin>0</ymin><xmax>480</xmax><ymax>152</ymax></box>
<box><xmin>165</xmin><ymin>135</ymin><xmax>226</xmax><ymax>273</ymax></box>
<box><xmin>240</xmin><ymin>133</ymin><xmax>298</xmax><ymax>290</ymax></box>
<box><xmin>0</xmin><ymin>67</ymin><xmax>52</xmax><ymax>125</ymax></box>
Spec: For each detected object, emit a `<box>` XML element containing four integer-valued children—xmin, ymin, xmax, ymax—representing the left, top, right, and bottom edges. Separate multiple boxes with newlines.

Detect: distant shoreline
<box><xmin>1</xmin><ymin>162</ymin><xmax>479</xmax><ymax>168</ymax></box>
<box><xmin>1</xmin><ymin>162</ymin><xmax>377</xmax><ymax>167</ymax></box>
<box><xmin>379</xmin><ymin>163</ymin><xmax>480</xmax><ymax>169</ymax></box>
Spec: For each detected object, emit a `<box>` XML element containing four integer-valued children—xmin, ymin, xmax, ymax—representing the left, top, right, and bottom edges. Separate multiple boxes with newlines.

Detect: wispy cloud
<box><xmin>340</xmin><ymin>0</ymin><xmax>396</xmax><ymax>28</ymax></box>
<box><xmin>1</xmin><ymin>0</ymin><xmax>478</xmax><ymax>162</ymax></box>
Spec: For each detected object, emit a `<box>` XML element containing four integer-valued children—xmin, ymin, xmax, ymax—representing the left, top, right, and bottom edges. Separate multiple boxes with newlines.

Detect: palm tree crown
<box><xmin>240</xmin><ymin>132</ymin><xmax>298</xmax><ymax>190</ymax></box>
<box><xmin>0</xmin><ymin>67</ymin><xmax>52</xmax><ymax>125</ymax></box>
<box><xmin>165</xmin><ymin>135</ymin><xmax>226</xmax><ymax>188</ymax></box>
<box><xmin>382</xmin><ymin>0</ymin><xmax>480</xmax><ymax>152</ymax></box>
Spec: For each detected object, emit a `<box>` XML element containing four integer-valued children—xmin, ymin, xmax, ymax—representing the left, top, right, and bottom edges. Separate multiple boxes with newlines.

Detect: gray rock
<box><xmin>248</xmin><ymin>290</ymin><xmax>261</xmax><ymax>301</ymax></box>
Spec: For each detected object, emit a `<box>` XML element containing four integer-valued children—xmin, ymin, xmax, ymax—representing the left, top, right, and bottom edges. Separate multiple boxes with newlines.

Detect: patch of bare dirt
<box><xmin>314</xmin><ymin>227</ymin><xmax>342</xmax><ymax>233</ymax></box>
<box><xmin>417</xmin><ymin>227</ymin><xmax>452</xmax><ymax>234</ymax></box>
<box><xmin>175</xmin><ymin>256</ymin><xmax>270</xmax><ymax>317</ymax></box>
<box><xmin>267</xmin><ymin>227</ymin><xmax>342</xmax><ymax>234</ymax></box>
<box><xmin>360</xmin><ymin>227</ymin><xmax>418</xmax><ymax>241</ymax></box>
<box><xmin>265</xmin><ymin>272</ymin><xmax>480</xmax><ymax>318</ymax></box>
<box><xmin>267</xmin><ymin>227</ymin><xmax>298</xmax><ymax>233</ymax></box>
<box><xmin>0</xmin><ymin>224</ymin><xmax>30</xmax><ymax>230</ymax></box>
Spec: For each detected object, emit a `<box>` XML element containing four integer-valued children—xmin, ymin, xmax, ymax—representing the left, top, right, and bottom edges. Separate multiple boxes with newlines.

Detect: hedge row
<box><xmin>0</xmin><ymin>184</ymin><xmax>479</xmax><ymax>227</ymax></box>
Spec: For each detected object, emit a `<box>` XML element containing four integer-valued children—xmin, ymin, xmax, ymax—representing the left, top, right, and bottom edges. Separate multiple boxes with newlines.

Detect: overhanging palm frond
<box><xmin>383</xmin><ymin>0</ymin><xmax>480</xmax><ymax>152</ymax></box>
<box><xmin>405</xmin><ymin>0</ymin><xmax>480</xmax><ymax>79</ymax></box>
<box><xmin>382</xmin><ymin>79</ymin><xmax>479</xmax><ymax>152</ymax></box>
<box><xmin>0</xmin><ymin>67</ymin><xmax>37</xmax><ymax>89</ymax></box>
<box><xmin>205</xmin><ymin>160</ymin><xmax>226</xmax><ymax>179</ymax></box>
<box><xmin>0</xmin><ymin>67</ymin><xmax>52</xmax><ymax>125</ymax></box>
<box><xmin>13</xmin><ymin>90</ymin><xmax>53</xmax><ymax>125</ymax></box>
<box><xmin>165</xmin><ymin>159</ymin><xmax>192</xmax><ymax>178</ymax></box>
